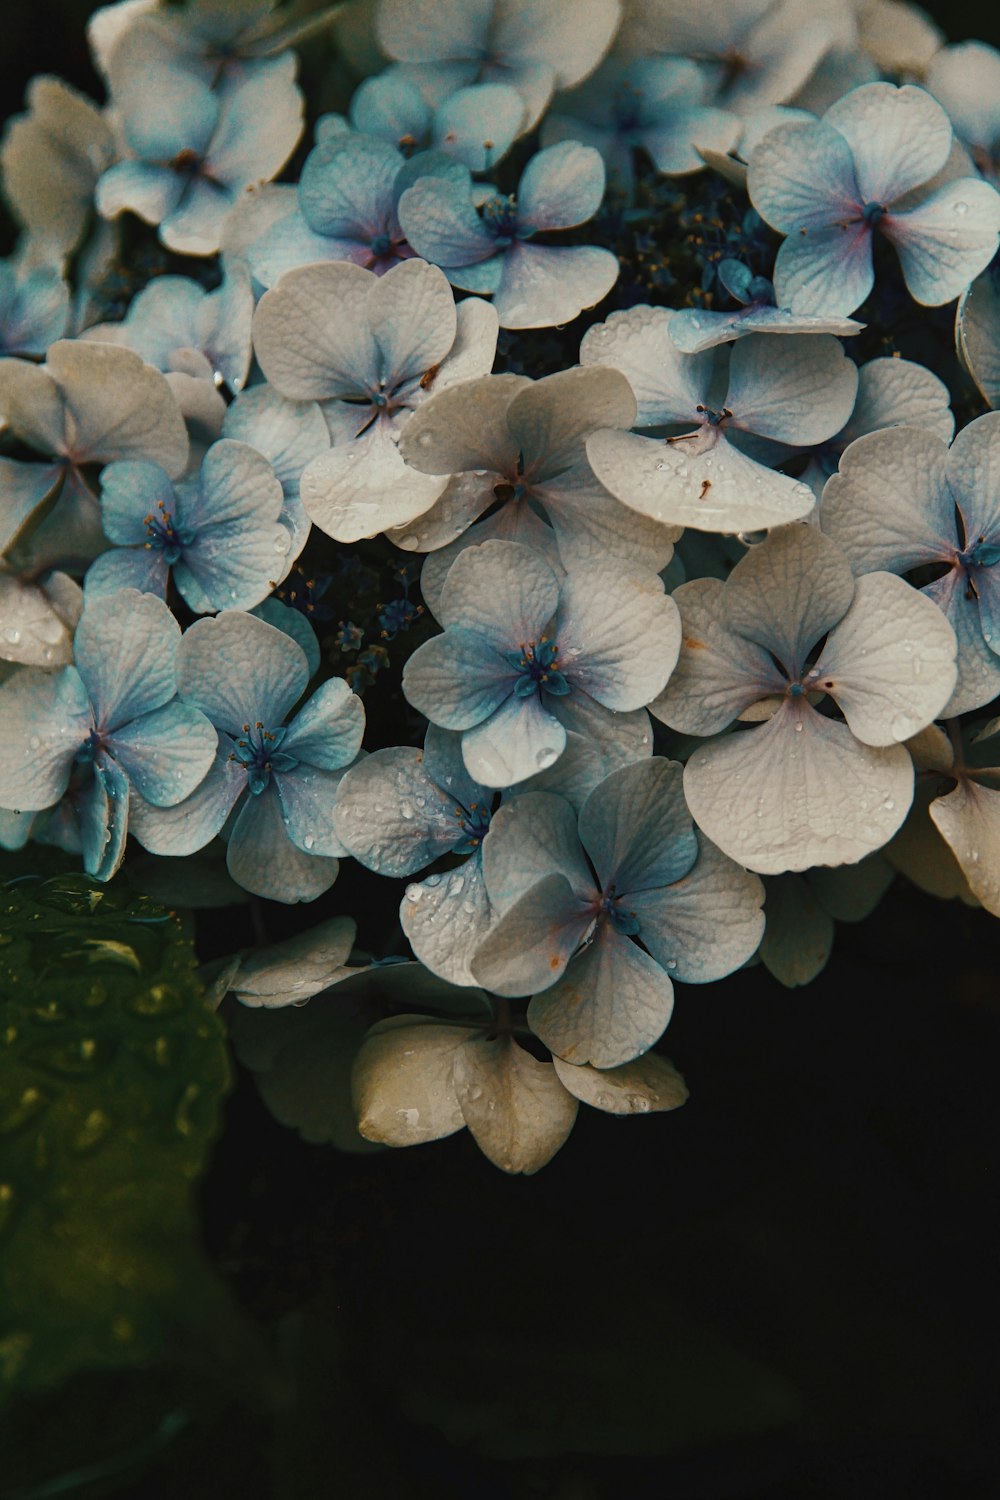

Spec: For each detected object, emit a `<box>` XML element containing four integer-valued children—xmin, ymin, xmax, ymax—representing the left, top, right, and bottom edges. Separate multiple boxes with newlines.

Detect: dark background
<box><xmin>3</xmin><ymin>4</ymin><xmax>1000</xmax><ymax>1497</ymax></box>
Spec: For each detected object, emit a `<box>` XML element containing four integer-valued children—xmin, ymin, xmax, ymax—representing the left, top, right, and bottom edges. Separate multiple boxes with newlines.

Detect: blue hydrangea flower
<box><xmin>347</xmin><ymin>74</ymin><xmax>526</xmax><ymax>172</ymax></box>
<box><xmin>653</xmin><ymin>523</ymin><xmax>959</xmax><ymax>873</ymax></box>
<box><xmin>241</xmin><ymin>133</ymin><xmax>467</xmax><ymax>289</ymax></box>
<box><xmin>85</xmin><ymin>439</ymin><xmax>290</xmax><ymax>612</ymax></box>
<box><xmin>82</xmin><ymin>263</ymin><xmax>254</xmax><ymax>396</ymax></box>
<box><xmin>541</xmin><ymin>56</ymin><xmax>739</xmax><ymax>200</ymax></box>
<box><xmin>0</xmin><ymin>588</ymin><xmax>217</xmax><ymax>880</ymax></box>
<box><xmin>0</xmin><ymin>339</ymin><xmax>188</xmax><ymax>570</ymax></box>
<box><xmin>667</xmin><ymin>258</ymin><xmax>864</xmax><ymax>354</ymax></box>
<box><xmin>252</xmin><ymin>257</ymin><xmax>498</xmax><ymax>541</ymax></box>
<box><xmin>397</xmin><ymin>141</ymin><xmax>620</xmax><ymax>328</ymax></box>
<box><xmin>96</xmin><ymin>57</ymin><xmax>304</xmax><ymax>255</ymax></box>
<box><xmin>401</xmin><ymin>539</ymin><xmax>681</xmax><ymax>788</ymax></box>
<box><xmin>394</xmin><ymin>364</ymin><xmax>677</xmax><ymax>611</ymax></box>
<box><xmin>469</xmin><ymin>759</ymin><xmax>765</xmax><ymax>1068</ymax></box>
<box><xmin>0</xmin><ymin>249</ymin><xmax>70</xmax><ymax>357</ymax></box>
<box><xmin>747</xmin><ymin>82</ymin><xmax>1000</xmax><ymax>317</ymax></box>
<box><xmin>582</xmin><ymin>309</ymin><xmax>858</xmax><ymax>532</ymax></box>
<box><xmin>376</xmin><ymin>0</ymin><xmax>621</xmax><ymax>132</ymax></box>
<box><xmin>822</xmin><ymin>410</ymin><xmax>1000</xmax><ymax>715</ymax></box>
<box><xmin>616</xmin><ymin>0</ymin><xmax>851</xmax><ymax>116</ymax></box>
<box><xmin>100</xmin><ymin>0</ymin><xmax>341</xmax><ymax>81</ymax></box>
<box><xmin>128</xmin><ymin>610</ymin><xmax>365</xmax><ymax>903</ymax></box>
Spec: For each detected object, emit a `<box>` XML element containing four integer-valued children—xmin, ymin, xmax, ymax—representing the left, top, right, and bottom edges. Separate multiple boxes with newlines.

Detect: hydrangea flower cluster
<box><xmin>2</xmin><ymin>0</ymin><xmax>999</xmax><ymax>1174</ymax></box>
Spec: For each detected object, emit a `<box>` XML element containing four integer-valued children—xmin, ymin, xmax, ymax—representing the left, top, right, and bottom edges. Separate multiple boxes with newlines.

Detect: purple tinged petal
<box><xmin>748</xmin><ymin>116</ymin><xmax>860</xmax><ymax>233</ymax></box>
<box><xmin>74</xmin><ymin>589</ymin><xmax>180</xmax><ymax>731</ymax></box>
<box><xmin>299</xmin><ymin>136</ymin><xmax>402</xmax><ymax>240</ymax></box>
<box><xmin>0</xmin><ymin>665</ymin><xmax>90</xmax><ymax>810</ymax></box>
<box><xmin>178</xmin><ymin>610</ymin><xmax>309</xmax><ymax>735</ymax></box>
<box><xmin>104</xmin><ymin>700</ymin><xmax>217</xmax><ymax>806</ymax></box>
<box><xmin>226</xmin><ymin>784</ymin><xmax>339</xmax><ymax>903</ymax></box>
<box><xmin>884</xmin><ymin>179</ymin><xmax>1000</xmax><ymax>308</ymax></box>
<box><xmin>396</xmin><ymin>174</ymin><xmax>498</xmax><ymax>268</ymax></box>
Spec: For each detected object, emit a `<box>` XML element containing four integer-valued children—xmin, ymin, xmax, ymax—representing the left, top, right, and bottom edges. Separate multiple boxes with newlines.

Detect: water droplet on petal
<box><xmin>954</xmin><ymin>201</ymin><xmax>969</xmax><ymax>215</ymax></box>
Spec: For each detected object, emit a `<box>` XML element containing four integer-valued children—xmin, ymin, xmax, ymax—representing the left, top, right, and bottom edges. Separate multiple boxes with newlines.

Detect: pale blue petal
<box><xmin>396</xmin><ymin>174</ymin><xmax>498</xmax><ymax>267</ymax></box>
<box><xmin>252</xmin><ymin>261</ymin><xmax>380</xmax><ymax>399</ymax></box>
<box><xmin>516</xmin><ymin>140</ymin><xmax>604</xmax><ymax>231</ymax></box>
<box><xmin>128</xmin><ymin>744</ymin><xmax>247</xmax><ymax>856</ymax></box>
<box><xmin>178</xmin><ymin>610</ymin><xmax>309</xmax><ymax>734</ymax></box>
<box><xmin>436</xmin><ymin>538</ymin><xmax>559</xmax><ymax>640</ymax></box>
<box><xmin>722</xmin><ymin>524</ymin><xmax>855</xmax><ymax>676</ymax></box>
<box><xmin>481</xmin><ymin>791</ymin><xmax>593</xmax><ymax>913</ymax></box>
<box><xmin>0</xmin><ymin>459</ymin><xmax>64</xmax><ymax>554</ymax></box>
<box><xmin>885</xmin><ymin>179</ymin><xmax>1000</xmax><ymax>308</ymax></box>
<box><xmin>402</xmin><ymin>627</ymin><xmax>514</xmax><ymax>730</ymax></box>
<box><xmin>174</xmin><ymin>517</ymin><xmax>290</xmax><ymax>613</ymax></box>
<box><xmin>96</xmin><ymin>161</ymin><xmax>186</xmax><ymax>230</ymax></box>
<box><xmin>243</xmin><ymin>209</ymin><xmax>365</xmax><ymax>289</ymax></box>
<box><xmin>462</xmin><ymin>690</ymin><xmax>566</xmax><ymax>788</ymax></box>
<box><xmin>631</xmin><ymin>836</ymin><xmax>766</xmax><ymax>981</ymax></box>
<box><xmin>526</xmin><ymin>924</ymin><xmax>675</xmax><ymax>1069</ymax></box>
<box><xmin>367</xmin><ymin>257</ymin><xmax>457</xmax><ymax>389</ymax></box>
<box><xmin>274</xmin><ymin>763</ymin><xmax>348</xmax><ymax>857</ymax></box>
<box><xmin>75</xmin><ymin>588</ymin><xmax>181</xmax><ymax>731</ymax></box>
<box><xmin>555</xmin><ymin>561</ymin><xmax>681</xmax><ymax>712</ymax></box>
<box><xmin>470</xmin><ymin>871</ymin><xmax>593</xmax><ymax>995</ymax></box>
<box><xmin>333</xmin><ymin>746</ymin><xmax>467</xmax><ymax>876</ymax></box>
<box><xmin>105</xmin><ymin>700</ymin><xmax>217</xmax><ymax>807</ymax></box>
<box><xmin>204</xmin><ymin>64</ymin><xmax>303</xmax><ymax>191</ymax></box>
<box><xmin>433</xmin><ymin>83</ymin><xmax>525</xmax><ymax>172</ymax></box>
<box><xmin>578</xmin><ymin>759</ymin><xmax>697</xmax><ymax>896</ymax></box>
<box><xmin>282</xmin><ymin>678</ymin><xmax>365</xmax><ymax>769</ymax></box>
<box><xmin>924</xmin><ymin>567</ymin><xmax>1000</xmax><ymax>715</ymax></box>
<box><xmin>492</xmin><ymin>241</ymin><xmax>618</xmax><ymax>329</ymax></box>
<box><xmin>99</xmin><ymin>459</ymin><xmax>176</xmax><ymax>544</ymax></box>
<box><xmin>83</xmin><ymin>545</ymin><xmax>170</xmax><ymax>603</ymax></box>
<box><xmin>227</xmin><ymin>784</ymin><xmax>339</xmax><ymax>902</ymax></box>
<box><xmin>299</xmin><ymin>136</ymin><xmax>402</xmax><ymax>239</ymax></box>
<box><xmin>159</xmin><ymin>177</ymin><xmax>238</xmax><ymax>257</ymax></box>
<box><xmin>506</xmin><ymin>364</ymin><xmax>635</xmax><ymax>481</ymax></box>
<box><xmin>222</xmin><ymin>386</ymin><xmax>330</xmax><ymax>498</ymax></box>
<box><xmin>118</xmin><ymin>68</ymin><xmax>218</xmax><ymax>161</ymax></box>
<box><xmin>824</xmin><ymin>82</ymin><xmax>952</xmax><ymax>205</ymax></box>
<box><xmin>422</xmin><ymin>723</ymin><xmax>491</xmax><ymax>814</ymax></box>
<box><xmin>772</xmin><ymin>223</ymin><xmax>875</xmax><ymax>318</ymax></box>
<box><xmin>400</xmin><ymin>847</ymin><xmax>494</xmax><ymax>987</ymax></box>
<box><xmin>580</xmin><ymin>306</ymin><xmax>714</xmax><ymax>426</ymax></box>
<box><xmin>79</xmin><ymin>752</ymin><xmax>130</xmax><ymax>882</ymax></box>
<box><xmin>748</xmin><ymin>116</ymin><xmax>859</xmax><ymax>233</ymax></box>
<box><xmin>245</xmin><ymin>598</ymin><xmax>316</xmax><ymax>673</ymax></box>
<box><xmin>0</xmin><ymin>665</ymin><xmax>90</xmax><ymax>810</ymax></box>
<box><xmin>726</xmin><ymin>334</ymin><xmax>858</xmax><ymax>446</ymax></box>
<box><xmin>350</xmin><ymin>73</ymin><xmax>430</xmax><ymax>147</ymax></box>
<box><xmin>115</xmin><ymin>276</ymin><xmax>205</xmax><ymax>369</ymax></box>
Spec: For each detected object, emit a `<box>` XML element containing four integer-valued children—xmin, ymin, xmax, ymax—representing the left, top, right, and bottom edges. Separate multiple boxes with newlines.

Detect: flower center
<box><xmin>862</xmin><ymin>201</ymin><xmax>885</xmax><ymax>226</ymax></box>
<box><xmin>74</xmin><ymin>726</ymin><xmax>104</xmax><ymax>766</ymax></box>
<box><xmin>600</xmin><ymin>888</ymin><xmax>641</xmax><ymax>937</ymax></box>
<box><xmin>505</xmin><ymin>637</ymin><xmax>571</xmax><ymax>698</ymax></box>
<box><xmin>144</xmin><ymin>500</ymin><xmax>193</xmax><ymax>565</ymax></box>
<box><xmin>482</xmin><ymin>193</ymin><xmax>519</xmax><ymax>246</ymax></box>
<box><xmin>369</xmin><ymin>231</ymin><xmax>392</xmax><ymax>257</ymax></box>
<box><xmin>696</xmin><ymin>404</ymin><xmax>733</xmax><ymax>427</ymax></box>
<box><xmin>453</xmin><ymin>800</ymin><xmax>491</xmax><ymax>853</ymax></box>
<box><xmin>229</xmin><ymin>722</ymin><xmax>299</xmax><ymax>794</ymax></box>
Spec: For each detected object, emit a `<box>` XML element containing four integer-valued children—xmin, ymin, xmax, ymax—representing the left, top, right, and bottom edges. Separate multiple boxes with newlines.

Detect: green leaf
<box><xmin>0</xmin><ymin>865</ymin><xmax>232</xmax><ymax>1398</ymax></box>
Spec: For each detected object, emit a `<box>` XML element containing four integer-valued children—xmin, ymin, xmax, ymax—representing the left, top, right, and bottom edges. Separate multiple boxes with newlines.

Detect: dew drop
<box><xmin>535</xmin><ymin>746</ymin><xmax>559</xmax><ymax>769</ymax></box>
<box><xmin>399</xmin><ymin>534</ymin><xmax>419</xmax><ymax>548</ymax></box>
<box><xmin>954</xmin><ymin>201</ymin><xmax>969</xmax><ymax>216</ymax></box>
<box><xmin>303</xmin><ymin>834</ymin><xmax>315</xmax><ymax>851</ymax></box>
<box><xmin>793</xmin><ymin>722</ymin><xmax>803</xmax><ymax>732</ymax></box>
